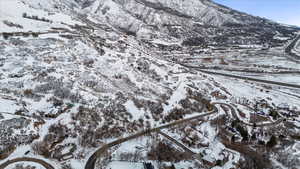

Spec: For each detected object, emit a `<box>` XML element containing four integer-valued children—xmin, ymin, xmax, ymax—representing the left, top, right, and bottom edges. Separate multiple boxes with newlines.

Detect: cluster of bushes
<box><xmin>182</xmin><ymin>37</ymin><xmax>207</xmax><ymax>47</ymax></box>
<box><xmin>22</xmin><ymin>13</ymin><xmax>52</xmax><ymax>23</ymax></box>
<box><xmin>231</xmin><ymin>120</ymin><xmax>249</xmax><ymax>141</ymax></box>
<box><xmin>3</xmin><ymin>20</ymin><xmax>23</xmax><ymax>29</ymax></box>
<box><xmin>2</xmin><ymin>32</ymin><xmax>13</xmax><ymax>39</ymax></box>
<box><xmin>156</xmin><ymin>43</ymin><xmax>182</xmax><ymax>52</ymax></box>
<box><xmin>70</xmin><ymin>93</ymin><xmax>157</xmax><ymax>147</ymax></box>
<box><xmin>71</xmin><ymin>108</ymin><xmax>99</xmax><ymax>147</ymax></box>
<box><xmin>236</xmin><ymin>125</ymin><xmax>249</xmax><ymax>141</ymax></box>
<box><xmin>269</xmin><ymin>109</ymin><xmax>280</xmax><ymax>120</ymax></box>
<box><xmin>163</xmin><ymin>108</ymin><xmax>190</xmax><ymax>123</ymax></box>
<box><xmin>2</xmin><ymin>32</ymin><xmax>39</xmax><ymax>40</ymax></box>
<box><xmin>181</xmin><ymin>131</ymin><xmax>201</xmax><ymax>148</ymax></box>
<box><xmin>12</xmin><ymin>164</ymin><xmax>36</xmax><ymax>169</ymax></box>
<box><xmin>230</xmin><ymin>119</ymin><xmax>279</xmax><ymax>149</ymax></box>
<box><xmin>134</xmin><ymin>88</ymin><xmax>211</xmax><ymax>124</ymax></box>
<box><xmin>266</xmin><ymin>135</ymin><xmax>277</xmax><ymax>148</ymax></box>
<box><xmin>0</xmin><ymin>144</ymin><xmax>16</xmax><ymax>160</ymax></box>
<box><xmin>148</xmin><ymin>141</ymin><xmax>192</xmax><ymax>162</ymax></box>
<box><xmin>61</xmin><ymin>164</ymin><xmax>74</xmax><ymax>169</ymax></box>
<box><xmin>34</xmin><ymin>80</ymin><xmax>63</xmax><ymax>93</ymax></box>
<box><xmin>132</xmin><ymin>98</ymin><xmax>164</xmax><ymax>122</ymax></box>
<box><xmin>34</xmin><ymin>81</ymin><xmax>81</xmax><ymax>103</ymax></box>
<box><xmin>23</xmin><ymin>89</ymin><xmax>42</xmax><ymax>101</ymax></box>
<box><xmin>72</xmin><ymin>101</ymin><xmax>142</xmax><ymax>147</ymax></box>
<box><xmin>223</xmin><ymin>22</ymin><xmax>245</xmax><ymax>28</ymax></box>
<box><xmin>118</xmin><ymin>150</ymin><xmax>144</xmax><ymax>162</ymax></box>
<box><xmin>276</xmin><ymin>150</ymin><xmax>300</xmax><ymax>169</ymax></box>
<box><xmin>238</xmin><ymin>152</ymin><xmax>270</xmax><ymax>169</ymax></box>
<box><xmin>32</xmin><ymin>123</ymin><xmax>70</xmax><ymax>158</ymax></box>
<box><xmin>44</xmin><ymin>102</ymin><xmax>73</xmax><ymax>119</ymax></box>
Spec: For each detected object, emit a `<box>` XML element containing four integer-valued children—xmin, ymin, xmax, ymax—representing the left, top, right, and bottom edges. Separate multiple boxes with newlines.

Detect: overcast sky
<box><xmin>214</xmin><ymin>0</ymin><xmax>300</xmax><ymax>26</ymax></box>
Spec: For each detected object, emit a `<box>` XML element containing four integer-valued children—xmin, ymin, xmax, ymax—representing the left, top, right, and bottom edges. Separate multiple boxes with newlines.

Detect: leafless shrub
<box><xmin>276</xmin><ymin>151</ymin><xmax>300</xmax><ymax>169</ymax></box>
<box><xmin>147</xmin><ymin>141</ymin><xmax>192</xmax><ymax>162</ymax></box>
<box><xmin>3</xmin><ymin>20</ymin><xmax>23</xmax><ymax>29</ymax></box>
<box><xmin>53</xmin><ymin>87</ymin><xmax>71</xmax><ymax>99</ymax></box>
<box><xmin>228</xmin><ymin>143</ymin><xmax>270</xmax><ymax>169</ymax></box>
<box><xmin>119</xmin><ymin>150</ymin><xmax>144</xmax><ymax>161</ymax></box>
<box><xmin>23</xmin><ymin>89</ymin><xmax>33</xmax><ymax>96</ymax></box>
<box><xmin>13</xmin><ymin>164</ymin><xmax>36</xmax><ymax>169</ymax></box>
<box><xmin>163</xmin><ymin>108</ymin><xmax>191</xmax><ymax>123</ymax></box>
<box><xmin>34</xmin><ymin>81</ymin><xmax>63</xmax><ymax>93</ymax></box>
<box><xmin>31</xmin><ymin>141</ymin><xmax>51</xmax><ymax>157</ymax></box>
<box><xmin>61</xmin><ymin>163</ymin><xmax>74</xmax><ymax>169</ymax></box>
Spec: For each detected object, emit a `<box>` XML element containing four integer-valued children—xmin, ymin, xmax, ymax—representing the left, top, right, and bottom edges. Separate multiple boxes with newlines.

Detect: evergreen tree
<box><xmin>267</xmin><ymin>135</ymin><xmax>277</xmax><ymax>148</ymax></box>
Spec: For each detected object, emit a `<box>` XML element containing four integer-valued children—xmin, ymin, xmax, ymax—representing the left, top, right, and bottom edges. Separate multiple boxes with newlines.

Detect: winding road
<box><xmin>0</xmin><ymin>103</ymin><xmax>286</xmax><ymax>169</ymax></box>
<box><xmin>84</xmin><ymin>105</ymin><xmax>217</xmax><ymax>169</ymax></box>
<box><xmin>215</xmin><ymin>103</ymin><xmax>284</xmax><ymax>127</ymax></box>
<box><xmin>0</xmin><ymin>157</ymin><xmax>54</xmax><ymax>169</ymax></box>
<box><xmin>84</xmin><ymin>102</ymin><xmax>286</xmax><ymax>169</ymax></box>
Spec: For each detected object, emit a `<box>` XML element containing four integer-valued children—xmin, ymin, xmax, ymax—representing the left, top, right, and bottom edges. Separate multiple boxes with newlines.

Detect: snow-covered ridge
<box><xmin>0</xmin><ymin>0</ymin><xmax>82</xmax><ymax>33</ymax></box>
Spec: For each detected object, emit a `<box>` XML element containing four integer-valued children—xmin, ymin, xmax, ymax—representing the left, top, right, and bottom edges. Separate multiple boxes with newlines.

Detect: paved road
<box><xmin>84</xmin><ymin>105</ymin><xmax>218</xmax><ymax>169</ymax></box>
<box><xmin>84</xmin><ymin>101</ymin><xmax>287</xmax><ymax>169</ymax></box>
<box><xmin>0</xmin><ymin>157</ymin><xmax>54</xmax><ymax>169</ymax></box>
<box><xmin>1</xmin><ymin>103</ymin><xmax>284</xmax><ymax>169</ymax></box>
<box><xmin>179</xmin><ymin>63</ymin><xmax>300</xmax><ymax>89</ymax></box>
<box><xmin>177</xmin><ymin>64</ymin><xmax>300</xmax><ymax>75</ymax></box>
<box><xmin>215</xmin><ymin>102</ymin><xmax>284</xmax><ymax>127</ymax></box>
<box><xmin>285</xmin><ymin>34</ymin><xmax>300</xmax><ymax>61</ymax></box>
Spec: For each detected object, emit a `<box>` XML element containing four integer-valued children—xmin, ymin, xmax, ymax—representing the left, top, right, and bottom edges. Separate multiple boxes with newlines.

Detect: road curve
<box><xmin>285</xmin><ymin>34</ymin><xmax>300</xmax><ymax>61</ymax></box>
<box><xmin>84</xmin><ymin>102</ymin><xmax>286</xmax><ymax>169</ymax></box>
<box><xmin>1</xmin><ymin>103</ymin><xmax>284</xmax><ymax>169</ymax></box>
<box><xmin>84</xmin><ymin>105</ymin><xmax>218</xmax><ymax>169</ymax></box>
<box><xmin>215</xmin><ymin>102</ymin><xmax>284</xmax><ymax>127</ymax></box>
<box><xmin>0</xmin><ymin>157</ymin><xmax>55</xmax><ymax>169</ymax></box>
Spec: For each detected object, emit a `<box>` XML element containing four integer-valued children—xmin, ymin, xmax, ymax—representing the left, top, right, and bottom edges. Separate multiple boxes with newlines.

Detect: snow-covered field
<box><xmin>0</xmin><ymin>0</ymin><xmax>300</xmax><ymax>169</ymax></box>
<box><xmin>0</xmin><ymin>0</ymin><xmax>80</xmax><ymax>33</ymax></box>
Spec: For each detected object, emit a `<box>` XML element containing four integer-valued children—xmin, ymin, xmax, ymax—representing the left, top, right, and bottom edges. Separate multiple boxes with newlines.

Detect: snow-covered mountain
<box><xmin>0</xmin><ymin>0</ymin><xmax>300</xmax><ymax>169</ymax></box>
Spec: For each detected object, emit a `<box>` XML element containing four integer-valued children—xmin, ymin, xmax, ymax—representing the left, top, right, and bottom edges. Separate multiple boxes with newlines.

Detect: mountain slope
<box><xmin>0</xmin><ymin>0</ymin><xmax>300</xmax><ymax>169</ymax></box>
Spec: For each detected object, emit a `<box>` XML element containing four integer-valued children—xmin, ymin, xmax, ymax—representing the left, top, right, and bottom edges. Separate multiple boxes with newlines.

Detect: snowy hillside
<box><xmin>0</xmin><ymin>0</ymin><xmax>300</xmax><ymax>169</ymax></box>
